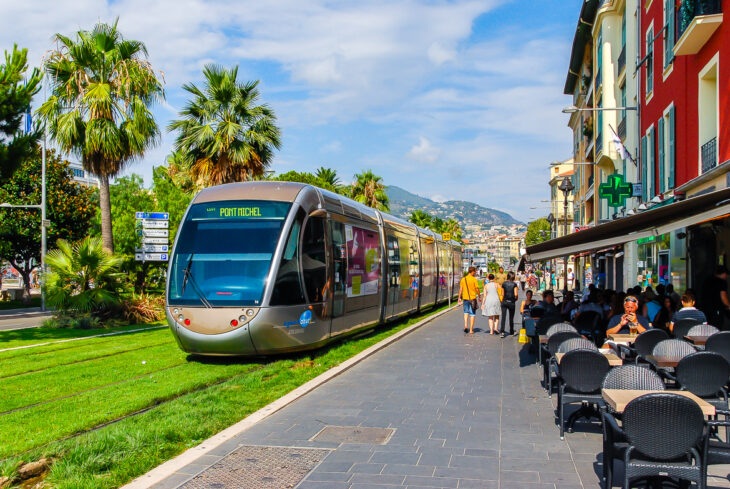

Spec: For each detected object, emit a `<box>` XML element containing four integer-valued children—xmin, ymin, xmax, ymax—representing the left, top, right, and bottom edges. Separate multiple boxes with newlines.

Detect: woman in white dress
<box><xmin>482</xmin><ymin>273</ymin><xmax>502</xmax><ymax>334</ymax></box>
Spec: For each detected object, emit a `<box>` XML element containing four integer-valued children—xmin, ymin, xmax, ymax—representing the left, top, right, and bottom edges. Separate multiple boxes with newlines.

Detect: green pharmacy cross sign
<box><xmin>599</xmin><ymin>174</ymin><xmax>634</xmax><ymax>207</ymax></box>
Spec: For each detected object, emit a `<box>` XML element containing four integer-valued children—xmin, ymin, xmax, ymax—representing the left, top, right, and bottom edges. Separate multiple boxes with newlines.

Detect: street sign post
<box><xmin>135</xmin><ymin>211</ymin><xmax>169</xmax><ymax>262</ymax></box>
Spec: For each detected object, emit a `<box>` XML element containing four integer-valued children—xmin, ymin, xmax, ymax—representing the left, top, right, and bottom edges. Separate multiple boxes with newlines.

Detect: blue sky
<box><xmin>1</xmin><ymin>0</ymin><xmax>581</xmax><ymax>222</ymax></box>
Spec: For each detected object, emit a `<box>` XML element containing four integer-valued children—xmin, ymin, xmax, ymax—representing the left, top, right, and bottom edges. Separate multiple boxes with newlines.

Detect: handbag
<box><xmin>470</xmin><ymin>298</ymin><xmax>478</xmax><ymax>311</ymax></box>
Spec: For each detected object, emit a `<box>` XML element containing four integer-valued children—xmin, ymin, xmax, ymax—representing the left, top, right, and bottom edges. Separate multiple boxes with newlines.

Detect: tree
<box><xmin>0</xmin><ymin>45</ymin><xmax>41</xmax><ymax>182</ymax></box>
<box><xmin>0</xmin><ymin>149</ymin><xmax>95</xmax><ymax>301</ymax></box>
<box><xmin>273</xmin><ymin>170</ymin><xmax>343</xmax><ymax>194</ymax></box>
<box><xmin>37</xmin><ymin>19</ymin><xmax>164</xmax><ymax>252</ymax></box>
<box><xmin>45</xmin><ymin>236</ymin><xmax>126</xmax><ymax>315</ymax></box>
<box><xmin>350</xmin><ymin>170</ymin><xmax>389</xmax><ymax>211</ymax></box>
<box><xmin>525</xmin><ymin>218</ymin><xmax>551</xmax><ymax>246</ymax></box>
<box><xmin>169</xmin><ymin>64</ymin><xmax>281</xmax><ymax>187</ymax></box>
<box><xmin>443</xmin><ymin>218</ymin><xmax>463</xmax><ymax>242</ymax></box>
<box><xmin>409</xmin><ymin>210</ymin><xmax>432</xmax><ymax>228</ymax></box>
<box><xmin>164</xmin><ymin>151</ymin><xmax>198</xmax><ymax>193</ymax></box>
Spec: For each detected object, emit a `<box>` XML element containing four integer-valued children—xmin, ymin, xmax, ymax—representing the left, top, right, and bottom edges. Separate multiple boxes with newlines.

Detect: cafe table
<box><xmin>685</xmin><ymin>335</ymin><xmax>709</xmax><ymax>346</ymax></box>
<box><xmin>607</xmin><ymin>333</ymin><xmax>639</xmax><ymax>345</ymax></box>
<box><xmin>602</xmin><ymin>389</ymin><xmax>715</xmax><ymax>415</ymax></box>
<box><xmin>644</xmin><ymin>355</ymin><xmax>684</xmax><ymax>368</ymax></box>
<box><xmin>556</xmin><ymin>351</ymin><xmax>622</xmax><ymax>366</ymax></box>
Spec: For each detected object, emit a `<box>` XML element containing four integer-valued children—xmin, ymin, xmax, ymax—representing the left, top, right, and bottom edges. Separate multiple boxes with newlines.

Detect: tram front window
<box><xmin>168</xmin><ymin>201</ymin><xmax>291</xmax><ymax>306</ymax></box>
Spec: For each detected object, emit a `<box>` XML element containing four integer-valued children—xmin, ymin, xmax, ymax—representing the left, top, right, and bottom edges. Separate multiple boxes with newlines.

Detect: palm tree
<box><xmin>409</xmin><ymin>210</ymin><xmax>432</xmax><ymax>229</ymax></box>
<box><xmin>169</xmin><ymin>64</ymin><xmax>281</xmax><ymax>187</ymax></box>
<box><xmin>164</xmin><ymin>151</ymin><xmax>198</xmax><ymax>193</ymax></box>
<box><xmin>444</xmin><ymin>218</ymin><xmax>463</xmax><ymax>241</ymax></box>
<box><xmin>45</xmin><ymin>236</ymin><xmax>126</xmax><ymax>314</ymax></box>
<box><xmin>315</xmin><ymin>167</ymin><xmax>340</xmax><ymax>187</ymax></box>
<box><xmin>37</xmin><ymin>19</ymin><xmax>164</xmax><ymax>252</ymax></box>
<box><xmin>350</xmin><ymin>170</ymin><xmax>389</xmax><ymax>211</ymax></box>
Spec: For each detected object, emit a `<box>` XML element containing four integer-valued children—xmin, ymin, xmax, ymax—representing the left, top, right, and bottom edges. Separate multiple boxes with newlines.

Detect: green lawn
<box><xmin>0</xmin><ymin>323</ymin><xmax>164</xmax><ymax>351</ymax></box>
<box><xmin>0</xmin><ymin>304</ymin><xmax>450</xmax><ymax>488</ymax></box>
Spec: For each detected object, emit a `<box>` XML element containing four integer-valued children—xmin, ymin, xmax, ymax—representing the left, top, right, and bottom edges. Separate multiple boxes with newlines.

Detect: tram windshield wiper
<box><xmin>181</xmin><ymin>254</ymin><xmax>212</xmax><ymax>308</ymax></box>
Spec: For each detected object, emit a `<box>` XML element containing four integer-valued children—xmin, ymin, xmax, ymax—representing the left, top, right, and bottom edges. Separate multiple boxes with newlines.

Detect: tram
<box><xmin>165</xmin><ymin>181</ymin><xmax>462</xmax><ymax>356</ymax></box>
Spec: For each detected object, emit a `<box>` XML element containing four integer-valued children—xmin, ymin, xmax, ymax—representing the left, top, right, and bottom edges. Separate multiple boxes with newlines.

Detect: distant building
<box><xmin>68</xmin><ymin>161</ymin><xmax>99</xmax><ymax>187</ymax></box>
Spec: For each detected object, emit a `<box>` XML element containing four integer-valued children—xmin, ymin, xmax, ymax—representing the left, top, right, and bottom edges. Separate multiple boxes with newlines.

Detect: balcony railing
<box><xmin>701</xmin><ymin>136</ymin><xmax>718</xmax><ymax>173</ymax></box>
<box><xmin>617</xmin><ymin>117</ymin><xmax>627</xmax><ymax>140</ymax></box>
<box><xmin>678</xmin><ymin>0</ymin><xmax>722</xmax><ymax>37</ymax></box>
<box><xmin>618</xmin><ymin>45</ymin><xmax>626</xmax><ymax>75</ymax></box>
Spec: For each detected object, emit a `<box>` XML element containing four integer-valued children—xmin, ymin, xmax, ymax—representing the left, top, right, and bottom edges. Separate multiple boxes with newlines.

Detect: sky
<box><xmin>1</xmin><ymin>0</ymin><xmax>581</xmax><ymax>223</ymax></box>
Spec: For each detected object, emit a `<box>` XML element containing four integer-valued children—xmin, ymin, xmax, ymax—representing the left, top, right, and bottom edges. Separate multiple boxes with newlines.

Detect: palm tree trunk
<box><xmin>98</xmin><ymin>175</ymin><xmax>115</xmax><ymax>253</ymax></box>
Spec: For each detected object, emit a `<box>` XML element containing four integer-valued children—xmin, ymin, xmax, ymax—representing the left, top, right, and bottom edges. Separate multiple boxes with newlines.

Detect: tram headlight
<box><xmin>246</xmin><ymin>309</ymin><xmax>255</xmax><ymax>317</ymax></box>
<box><xmin>177</xmin><ymin>314</ymin><xmax>184</xmax><ymax>322</ymax></box>
<box><xmin>173</xmin><ymin>308</ymin><xmax>179</xmax><ymax>315</ymax></box>
<box><xmin>239</xmin><ymin>315</ymin><xmax>247</xmax><ymax>324</ymax></box>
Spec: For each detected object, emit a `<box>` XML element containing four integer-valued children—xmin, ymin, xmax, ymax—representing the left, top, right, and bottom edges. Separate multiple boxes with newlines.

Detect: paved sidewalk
<box><xmin>0</xmin><ymin>308</ymin><xmax>52</xmax><ymax>331</ymax></box>
<box><xmin>146</xmin><ymin>302</ymin><xmax>730</xmax><ymax>489</ymax></box>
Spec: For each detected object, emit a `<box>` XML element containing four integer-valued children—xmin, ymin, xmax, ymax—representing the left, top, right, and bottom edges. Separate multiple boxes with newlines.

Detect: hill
<box><xmin>386</xmin><ymin>186</ymin><xmax>523</xmax><ymax>228</ymax></box>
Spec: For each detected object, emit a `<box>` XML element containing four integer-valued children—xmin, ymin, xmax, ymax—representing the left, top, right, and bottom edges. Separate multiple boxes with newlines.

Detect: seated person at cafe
<box><xmin>539</xmin><ymin>290</ymin><xmax>560</xmax><ymax>316</ymax></box>
<box><xmin>606</xmin><ymin>295</ymin><xmax>651</xmax><ymax>335</ymax></box>
<box><xmin>670</xmin><ymin>291</ymin><xmax>706</xmax><ymax>331</ymax></box>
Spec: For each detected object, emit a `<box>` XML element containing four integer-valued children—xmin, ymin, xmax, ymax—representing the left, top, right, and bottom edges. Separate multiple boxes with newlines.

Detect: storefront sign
<box><xmin>599</xmin><ymin>174</ymin><xmax>634</xmax><ymax>207</ymax></box>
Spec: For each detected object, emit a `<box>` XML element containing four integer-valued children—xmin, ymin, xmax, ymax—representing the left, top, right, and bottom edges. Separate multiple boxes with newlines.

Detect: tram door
<box><xmin>330</xmin><ymin>220</ymin><xmax>348</xmax><ymax>334</ymax></box>
<box><xmin>386</xmin><ymin>235</ymin><xmax>401</xmax><ymax>318</ymax></box>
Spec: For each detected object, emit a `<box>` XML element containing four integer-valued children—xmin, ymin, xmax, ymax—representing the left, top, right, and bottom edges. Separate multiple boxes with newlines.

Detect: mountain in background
<box><xmin>386</xmin><ymin>186</ymin><xmax>523</xmax><ymax>228</ymax></box>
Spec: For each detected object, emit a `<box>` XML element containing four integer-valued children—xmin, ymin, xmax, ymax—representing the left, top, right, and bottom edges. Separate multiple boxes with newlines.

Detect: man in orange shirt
<box><xmin>458</xmin><ymin>266</ymin><xmax>481</xmax><ymax>334</ymax></box>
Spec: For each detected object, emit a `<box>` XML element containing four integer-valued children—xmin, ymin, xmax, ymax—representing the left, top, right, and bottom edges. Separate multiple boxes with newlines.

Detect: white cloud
<box><xmin>321</xmin><ymin>140</ymin><xmax>342</xmax><ymax>153</ymax></box>
<box><xmin>407</xmin><ymin>137</ymin><xmax>440</xmax><ymax>164</ymax></box>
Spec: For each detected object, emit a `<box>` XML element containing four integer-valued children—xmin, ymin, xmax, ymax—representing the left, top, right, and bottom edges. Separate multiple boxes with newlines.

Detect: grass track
<box><xmin>0</xmin><ymin>323</ymin><xmax>164</xmax><ymax>351</ymax></box>
<box><xmin>0</xmin><ymin>304</ymin><xmax>450</xmax><ymax>488</ymax></box>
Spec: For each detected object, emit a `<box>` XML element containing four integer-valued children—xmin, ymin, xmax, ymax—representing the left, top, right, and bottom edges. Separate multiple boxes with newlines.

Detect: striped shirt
<box><xmin>673</xmin><ymin>307</ymin><xmax>707</xmax><ymax>324</ymax></box>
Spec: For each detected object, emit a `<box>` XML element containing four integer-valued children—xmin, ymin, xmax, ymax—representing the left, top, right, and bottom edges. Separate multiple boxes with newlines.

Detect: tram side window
<box><xmin>270</xmin><ymin>210</ymin><xmax>306</xmax><ymax>306</ymax></box>
<box><xmin>302</xmin><ymin>216</ymin><xmax>327</xmax><ymax>302</ymax></box>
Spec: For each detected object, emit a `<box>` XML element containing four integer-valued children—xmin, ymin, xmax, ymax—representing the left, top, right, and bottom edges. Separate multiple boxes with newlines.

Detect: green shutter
<box><xmin>668</xmin><ymin>0</ymin><xmax>675</xmax><ymax>63</ymax></box>
<box><xmin>648</xmin><ymin>127</ymin><xmax>655</xmax><ymax>197</ymax></box>
<box><xmin>658</xmin><ymin>117</ymin><xmax>665</xmax><ymax>193</ymax></box>
<box><xmin>641</xmin><ymin>135</ymin><xmax>648</xmax><ymax>201</ymax></box>
<box><xmin>668</xmin><ymin>106</ymin><xmax>676</xmax><ymax>188</ymax></box>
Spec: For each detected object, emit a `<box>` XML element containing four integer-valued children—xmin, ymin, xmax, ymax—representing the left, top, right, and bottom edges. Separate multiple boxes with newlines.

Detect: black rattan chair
<box><xmin>619</xmin><ymin>393</ymin><xmax>706</xmax><ymax>489</ymax></box>
<box><xmin>687</xmin><ymin>324</ymin><xmax>720</xmax><ymax>338</ymax></box>
<box><xmin>600</xmin><ymin>366</ymin><xmax>665</xmax><ymax>489</ymax></box>
<box><xmin>543</xmin><ymin>331</ymin><xmax>582</xmax><ymax>397</ymax></box>
<box><xmin>704</xmin><ymin>409</ymin><xmax>730</xmax><ymax>487</ymax></box>
<box><xmin>672</xmin><ymin>318</ymin><xmax>703</xmax><ymax>339</ymax></box>
<box><xmin>706</xmin><ymin>331</ymin><xmax>730</xmax><ymax>365</ymax></box>
<box><xmin>557</xmin><ymin>349</ymin><xmax>610</xmax><ymax>439</ymax></box>
<box><xmin>546</xmin><ymin>322</ymin><xmax>578</xmax><ymax>337</ymax></box>
<box><xmin>557</xmin><ymin>337</ymin><xmax>598</xmax><ymax>353</ymax></box>
<box><xmin>620</xmin><ymin>328</ymin><xmax>669</xmax><ymax>364</ymax></box>
<box><xmin>574</xmin><ymin>310</ymin><xmax>602</xmax><ymax>342</ymax></box>
<box><xmin>645</xmin><ymin>339</ymin><xmax>697</xmax><ymax>377</ymax></box>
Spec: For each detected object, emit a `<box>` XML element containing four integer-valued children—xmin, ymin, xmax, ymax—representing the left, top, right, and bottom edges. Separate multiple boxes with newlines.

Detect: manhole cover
<box><xmin>311</xmin><ymin>426</ymin><xmax>395</xmax><ymax>445</ymax></box>
<box><xmin>178</xmin><ymin>445</ymin><xmax>329</xmax><ymax>489</ymax></box>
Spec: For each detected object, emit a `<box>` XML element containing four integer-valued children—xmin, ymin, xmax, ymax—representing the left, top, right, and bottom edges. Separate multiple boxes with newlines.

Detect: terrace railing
<box><xmin>677</xmin><ymin>0</ymin><xmax>722</xmax><ymax>39</ymax></box>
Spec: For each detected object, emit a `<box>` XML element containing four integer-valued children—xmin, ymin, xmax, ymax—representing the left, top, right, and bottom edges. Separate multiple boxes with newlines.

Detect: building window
<box><xmin>596</xmin><ymin>96</ymin><xmax>603</xmax><ymax>154</ymax></box>
<box><xmin>698</xmin><ymin>55</ymin><xmax>718</xmax><ymax>174</ymax></box>
<box><xmin>664</xmin><ymin>0</ymin><xmax>675</xmax><ymax>68</ymax></box>
<box><xmin>596</xmin><ymin>29</ymin><xmax>603</xmax><ymax>90</ymax></box>
<box><xmin>71</xmin><ymin>167</ymin><xmax>85</xmax><ymax>178</ymax></box>
<box><xmin>646</xmin><ymin>27</ymin><xmax>654</xmax><ymax>96</ymax></box>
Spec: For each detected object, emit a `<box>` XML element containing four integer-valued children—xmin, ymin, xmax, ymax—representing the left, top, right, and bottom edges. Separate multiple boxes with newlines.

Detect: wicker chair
<box><xmin>600</xmin><ymin>366</ymin><xmax>665</xmax><ymax>489</ymax></box>
<box><xmin>573</xmin><ymin>310</ymin><xmax>602</xmax><ymax>342</ymax></box>
<box><xmin>703</xmin><ymin>409</ymin><xmax>730</xmax><ymax>487</ymax></box>
<box><xmin>687</xmin><ymin>324</ymin><xmax>720</xmax><ymax>338</ymax></box>
<box><xmin>557</xmin><ymin>337</ymin><xmax>598</xmax><ymax>353</ymax></box>
<box><xmin>672</xmin><ymin>318</ymin><xmax>704</xmax><ymax>339</ymax></box>
<box><xmin>543</xmin><ymin>331</ymin><xmax>582</xmax><ymax>397</ymax></box>
<box><xmin>546</xmin><ymin>322</ymin><xmax>578</xmax><ymax>337</ymax></box>
<box><xmin>617</xmin><ymin>393</ymin><xmax>706</xmax><ymax>489</ymax></box>
<box><xmin>705</xmin><ymin>331</ymin><xmax>730</xmax><ymax>364</ymax></box>
<box><xmin>620</xmin><ymin>328</ymin><xmax>669</xmax><ymax>364</ymax></box>
<box><xmin>556</xmin><ymin>349</ymin><xmax>610</xmax><ymax>439</ymax></box>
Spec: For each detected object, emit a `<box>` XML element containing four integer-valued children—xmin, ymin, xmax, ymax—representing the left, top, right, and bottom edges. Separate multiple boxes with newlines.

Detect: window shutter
<box><xmin>668</xmin><ymin>0</ymin><xmax>675</xmax><ymax>62</ymax></box>
<box><xmin>648</xmin><ymin>127</ymin><xmax>655</xmax><ymax>197</ymax></box>
<box><xmin>641</xmin><ymin>135</ymin><xmax>648</xmax><ymax>201</ymax></box>
<box><xmin>658</xmin><ymin>117</ymin><xmax>665</xmax><ymax>193</ymax></box>
<box><xmin>668</xmin><ymin>106</ymin><xmax>676</xmax><ymax>189</ymax></box>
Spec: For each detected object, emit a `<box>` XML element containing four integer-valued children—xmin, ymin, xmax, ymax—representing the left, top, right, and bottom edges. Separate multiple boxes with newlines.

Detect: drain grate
<box><xmin>311</xmin><ymin>426</ymin><xmax>395</xmax><ymax>445</ymax></box>
<box><xmin>178</xmin><ymin>445</ymin><xmax>329</xmax><ymax>489</ymax></box>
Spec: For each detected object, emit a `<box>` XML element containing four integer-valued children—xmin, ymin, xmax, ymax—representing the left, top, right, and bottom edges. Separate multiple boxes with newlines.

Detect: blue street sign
<box><xmin>135</xmin><ymin>212</ymin><xmax>169</xmax><ymax>220</ymax></box>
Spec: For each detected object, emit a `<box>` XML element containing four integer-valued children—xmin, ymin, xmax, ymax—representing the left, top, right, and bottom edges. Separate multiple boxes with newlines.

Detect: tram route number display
<box><xmin>345</xmin><ymin>225</ymin><xmax>380</xmax><ymax>297</ymax></box>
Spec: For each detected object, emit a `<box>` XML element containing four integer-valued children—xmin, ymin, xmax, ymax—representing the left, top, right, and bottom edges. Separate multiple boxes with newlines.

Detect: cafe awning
<box><xmin>526</xmin><ymin>187</ymin><xmax>730</xmax><ymax>262</ymax></box>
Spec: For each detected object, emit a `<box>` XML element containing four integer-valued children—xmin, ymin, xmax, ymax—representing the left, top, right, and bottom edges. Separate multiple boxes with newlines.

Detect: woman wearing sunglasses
<box><xmin>606</xmin><ymin>295</ymin><xmax>650</xmax><ymax>335</ymax></box>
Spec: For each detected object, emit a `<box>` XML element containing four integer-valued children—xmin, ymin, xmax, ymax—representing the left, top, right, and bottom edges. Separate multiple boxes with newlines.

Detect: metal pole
<box><xmin>40</xmin><ymin>76</ymin><xmax>47</xmax><ymax>312</ymax></box>
<box><xmin>563</xmin><ymin>195</ymin><xmax>568</xmax><ymax>295</ymax></box>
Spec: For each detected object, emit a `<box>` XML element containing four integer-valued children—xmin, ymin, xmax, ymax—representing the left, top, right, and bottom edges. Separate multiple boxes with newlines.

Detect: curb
<box><xmin>121</xmin><ymin>304</ymin><xmax>458</xmax><ymax>489</ymax></box>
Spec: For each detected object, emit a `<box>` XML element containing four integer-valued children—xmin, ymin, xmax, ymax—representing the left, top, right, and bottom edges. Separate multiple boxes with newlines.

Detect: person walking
<box><xmin>495</xmin><ymin>267</ymin><xmax>507</xmax><ymax>286</ymax></box>
<box><xmin>567</xmin><ymin>268</ymin><xmax>575</xmax><ymax>291</ymax></box>
<box><xmin>481</xmin><ymin>273</ymin><xmax>501</xmax><ymax>334</ymax></box>
<box><xmin>500</xmin><ymin>271</ymin><xmax>519</xmax><ymax>337</ymax></box>
<box><xmin>519</xmin><ymin>271</ymin><xmax>526</xmax><ymax>290</ymax></box>
<box><xmin>458</xmin><ymin>266</ymin><xmax>481</xmax><ymax>334</ymax></box>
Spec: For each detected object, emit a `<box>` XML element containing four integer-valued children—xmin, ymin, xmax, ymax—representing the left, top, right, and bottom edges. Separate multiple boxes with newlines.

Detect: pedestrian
<box><xmin>519</xmin><ymin>271</ymin><xmax>526</xmax><ymax>290</ymax></box>
<box><xmin>500</xmin><ymin>271</ymin><xmax>519</xmax><ymax>338</ymax></box>
<box><xmin>458</xmin><ymin>266</ymin><xmax>481</xmax><ymax>334</ymax></box>
<box><xmin>482</xmin><ymin>273</ymin><xmax>501</xmax><ymax>334</ymax></box>
<box><xmin>700</xmin><ymin>265</ymin><xmax>730</xmax><ymax>329</ymax></box>
<box><xmin>528</xmin><ymin>272</ymin><xmax>538</xmax><ymax>290</ymax></box>
<box><xmin>567</xmin><ymin>268</ymin><xmax>575</xmax><ymax>291</ymax></box>
<box><xmin>495</xmin><ymin>267</ymin><xmax>507</xmax><ymax>286</ymax></box>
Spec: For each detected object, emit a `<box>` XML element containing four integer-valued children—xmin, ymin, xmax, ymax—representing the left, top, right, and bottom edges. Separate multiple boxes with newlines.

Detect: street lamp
<box><xmin>546</xmin><ymin>213</ymin><xmax>555</xmax><ymax>290</ymax></box>
<box><xmin>558</xmin><ymin>176</ymin><xmax>575</xmax><ymax>295</ymax></box>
